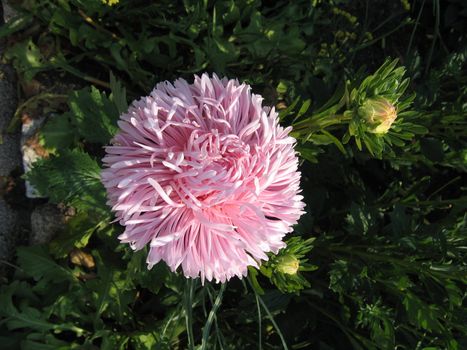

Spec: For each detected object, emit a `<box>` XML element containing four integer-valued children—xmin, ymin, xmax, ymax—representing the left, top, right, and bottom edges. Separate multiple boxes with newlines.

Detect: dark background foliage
<box><xmin>0</xmin><ymin>0</ymin><xmax>466</xmax><ymax>349</ymax></box>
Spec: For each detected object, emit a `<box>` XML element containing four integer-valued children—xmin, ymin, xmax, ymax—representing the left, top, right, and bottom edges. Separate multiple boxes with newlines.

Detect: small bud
<box><xmin>359</xmin><ymin>97</ymin><xmax>397</xmax><ymax>134</ymax></box>
<box><xmin>276</xmin><ymin>255</ymin><xmax>300</xmax><ymax>275</ymax></box>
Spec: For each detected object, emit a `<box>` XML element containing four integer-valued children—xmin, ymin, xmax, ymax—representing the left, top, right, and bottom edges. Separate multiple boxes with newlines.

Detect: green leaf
<box><xmin>295</xmin><ymin>99</ymin><xmax>311</xmax><ymax>120</ymax></box>
<box><xmin>69</xmin><ymin>87</ymin><xmax>119</xmax><ymax>144</ymax></box>
<box><xmin>0</xmin><ymin>282</ymin><xmax>82</xmax><ymax>335</ymax></box>
<box><xmin>346</xmin><ymin>203</ymin><xmax>378</xmax><ymax>236</ymax></box>
<box><xmin>16</xmin><ymin>246</ymin><xmax>71</xmax><ymax>282</ymax></box>
<box><xmin>401</xmin><ymin>122</ymin><xmax>428</xmax><ymax>134</ymax></box>
<box><xmin>4</xmin><ymin>39</ymin><xmax>48</xmax><ymax>80</ymax></box>
<box><xmin>110</xmin><ymin>72</ymin><xmax>128</xmax><ymax>115</ymax></box>
<box><xmin>0</xmin><ymin>14</ymin><xmax>33</xmax><ymax>39</ymax></box>
<box><xmin>40</xmin><ymin>112</ymin><xmax>77</xmax><ymax>150</ymax></box>
<box><xmin>86</xmin><ymin>252</ymin><xmax>136</xmax><ymax>327</ymax></box>
<box><xmin>91</xmin><ymin>256</ymin><xmax>114</xmax><ymax>328</ymax></box>
<box><xmin>99</xmin><ymin>331</ymin><xmax>130</xmax><ymax>350</ymax></box>
<box><xmin>279</xmin><ymin>97</ymin><xmax>300</xmax><ymax>121</ymax></box>
<box><xmin>357</xmin><ymin>302</ymin><xmax>395</xmax><ymax>349</ymax></box>
<box><xmin>127</xmin><ymin>250</ymin><xmax>168</xmax><ymax>294</ymax></box>
<box><xmin>320</xmin><ymin>130</ymin><xmax>347</xmax><ymax>155</ymax></box>
<box><xmin>402</xmin><ymin>293</ymin><xmax>444</xmax><ymax>332</ymax></box>
<box><xmin>26</xmin><ymin>149</ymin><xmax>108</xmax><ymax>214</ymax></box>
<box><xmin>49</xmin><ymin>211</ymin><xmax>102</xmax><ymax>258</ymax></box>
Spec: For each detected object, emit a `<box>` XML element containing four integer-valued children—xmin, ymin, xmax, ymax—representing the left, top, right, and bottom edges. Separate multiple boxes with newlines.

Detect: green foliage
<box><xmin>260</xmin><ymin>237</ymin><xmax>318</xmax><ymax>294</ymax></box>
<box><xmin>67</xmin><ymin>86</ymin><xmax>120</xmax><ymax>144</ymax></box>
<box><xmin>41</xmin><ymin>83</ymin><xmax>123</xmax><ymax>149</ymax></box>
<box><xmin>25</xmin><ymin>149</ymin><xmax>107</xmax><ymax>212</ymax></box>
<box><xmin>291</xmin><ymin>59</ymin><xmax>428</xmax><ymax>158</ymax></box>
<box><xmin>1</xmin><ymin>0</ymin><xmax>466</xmax><ymax>349</ymax></box>
<box><xmin>4</xmin><ymin>39</ymin><xmax>47</xmax><ymax>80</ymax></box>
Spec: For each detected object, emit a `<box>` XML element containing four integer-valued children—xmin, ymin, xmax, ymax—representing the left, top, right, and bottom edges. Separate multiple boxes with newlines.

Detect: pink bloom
<box><xmin>101</xmin><ymin>74</ymin><xmax>305</xmax><ymax>283</ymax></box>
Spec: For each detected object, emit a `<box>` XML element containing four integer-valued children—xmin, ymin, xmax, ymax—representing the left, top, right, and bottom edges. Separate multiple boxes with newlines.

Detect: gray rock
<box><xmin>0</xmin><ymin>198</ymin><xmax>17</xmax><ymax>261</ymax></box>
<box><xmin>0</xmin><ymin>134</ymin><xmax>21</xmax><ymax>176</ymax></box>
<box><xmin>0</xmin><ymin>4</ymin><xmax>20</xmax><ymax>263</ymax></box>
<box><xmin>0</xmin><ymin>64</ymin><xmax>20</xmax><ymax>177</ymax></box>
<box><xmin>0</xmin><ymin>64</ymin><xmax>17</xmax><ymax>127</ymax></box>
<box><xmin>30</xmin><ymin>204</ymin><xmax>64</xmax><ymax>245</ymax></box>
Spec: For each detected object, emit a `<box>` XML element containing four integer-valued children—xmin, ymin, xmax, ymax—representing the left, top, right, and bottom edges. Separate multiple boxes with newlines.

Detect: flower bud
<box><xmin>276</xmin><ymin>255</ymin><xmax>300</xmax><ymax>275</ymax></box>
<box><xmin>359</xmin><ymin>97</ymin><xmax>397</xmax><ymax>134</ymax></box>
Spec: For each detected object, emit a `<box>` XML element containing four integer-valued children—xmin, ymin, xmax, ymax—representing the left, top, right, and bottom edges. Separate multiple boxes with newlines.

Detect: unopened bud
<box><xmin>276</xmin><ymin>255</ymin><xmax>300</xmax><ymax>275</ymax></box>
<box><xmin>359</xmin><ymin>97</ymin><xmax>397</xmax><ymax>134</ymax></box>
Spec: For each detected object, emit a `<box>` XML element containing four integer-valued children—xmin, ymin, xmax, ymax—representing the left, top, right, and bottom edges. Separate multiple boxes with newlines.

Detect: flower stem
<box><xmin>201</xmin><ymin>283</ymin><xmax>227</xmax><ymax>350</ymax></box>
<box><xmin>184</xmin><ymin>278</ymin><xmax>196</xmax><ymax>350</ymax></box>
<box><xmin>292</xmin><ymin>113</ymin><xmax>351</xmax><ymax>138</ymax></box>
<box><xmin>255</xmin><ymin>292</ymin><xmax>263</xmax><ymax>350</ymax></box>
<box><xmin>247</xmin><ymin>277</ymin><xmax>288</xmax><ymax>350</ymax></box>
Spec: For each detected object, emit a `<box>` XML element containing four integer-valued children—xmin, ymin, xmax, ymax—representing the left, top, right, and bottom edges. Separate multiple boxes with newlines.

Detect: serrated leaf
<box><xmin>16</xmin><ymin>246</ymin><xmax>71</xmax><ymax>282</ymax></box>
<box><xmin>26</xmin><ymin>149</ymin><xmax>108</xmax><ymax>214</ymax></box>
<box><xmin>69</xmin><ymin>87</ymin><xmax>119</xmax><ymax>144</ymax></box>
<box><xmin>40</xmin><ymin>112</ymin><xmax>77</xmax><ymax>150</ymax></box>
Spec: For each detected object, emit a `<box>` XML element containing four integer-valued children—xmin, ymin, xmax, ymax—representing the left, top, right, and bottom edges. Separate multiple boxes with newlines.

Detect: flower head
<box><xmin>101</xmin><ymin>74</ymin><xmax>305</xmax><ymax>283</ymax></box>
<box><xmin>358</xmin><ymin>97</ymin><xmax>397</xmax><ymax>134</ymax></box>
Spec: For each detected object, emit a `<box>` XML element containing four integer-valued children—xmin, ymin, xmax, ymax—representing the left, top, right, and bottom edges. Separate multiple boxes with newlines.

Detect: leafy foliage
<box><xmin>25</xmin><ymin>149</ymin><xmax>107</xmax><ymax>213</ymax></box>
<box><xmin>258</xmin><ymin>237</ymin><xmax>317</xmax><ymax>294</ymax></box>
<box><xmin>1</xmin><ymin>0</ymin><xmax>466</xmax><ymax>349</ymax></box>
<box><xmin>41</xmin><ymin>82</ymin><xmax>123</xmax><ymax>149</ymax></box>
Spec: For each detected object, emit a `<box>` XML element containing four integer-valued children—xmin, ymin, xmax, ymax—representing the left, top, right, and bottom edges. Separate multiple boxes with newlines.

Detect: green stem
<box><xmin>78</xmin><ymin>9</ymin><xmax>121</xmax><ymax>41</ymax></box>
<box><xmin>292</xmin><ymin>113</ymin><xmax>351</xmax><ymax>137</ymax></box>
<box><xmin>247</xmin><ymin>277</ymin><xmax>288</xmax><ymax>350</ymax></box>
<box><xmin>162</xmin><ymin>307</ymin><xmax>180</xmax><ymax>339</ymax></box>
<box><xmin>206</xmin><ymin>286</ymin><xmax>227</xmax><ymax>350</ymax></box>
<box><xmin>255</xmin><ymin>293</ymin><xmax>263</xmax><ymax>350</ymax></box>
<box><xmin>201</xmin><ymin>283</ymin><xmax>226</xmax><ymax>350</ymax></box>
<box><xmin>184</xmin><ymin>278</ymin><xmax>196</xmax><ymax>350</ymax></box>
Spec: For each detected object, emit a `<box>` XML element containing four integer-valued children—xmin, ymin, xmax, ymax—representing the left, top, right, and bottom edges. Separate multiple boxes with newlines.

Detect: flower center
<box><xmin>164</xmin><ymin>130</ymin><xmax>253</xmax><ymax>208</ymax></box>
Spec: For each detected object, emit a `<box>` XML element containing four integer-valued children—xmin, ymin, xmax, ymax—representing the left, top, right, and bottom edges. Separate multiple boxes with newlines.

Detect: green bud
<box><xmin>276</xmin><ymin>255</ymin><xmax>300</xmax><ymax>275</ymax></box>
<box><xmin>358</xmin><ymin>97</ymin><xmax>397</xmax><ymax>134</ymax></box>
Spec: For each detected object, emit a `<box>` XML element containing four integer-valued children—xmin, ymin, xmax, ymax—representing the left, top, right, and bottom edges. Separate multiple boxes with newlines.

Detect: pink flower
<box><xmin>101</xmin><ymin>74</ymin><xmax>305</xmax><ymax>283</ymax></box>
